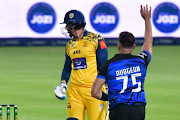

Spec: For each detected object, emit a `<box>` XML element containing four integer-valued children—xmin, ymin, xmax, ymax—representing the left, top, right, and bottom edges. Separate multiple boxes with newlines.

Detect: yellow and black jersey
<box><xmin>61</xmin><ymin>30</ymin><xmax>108</xmax><ymax>87</ymax></box>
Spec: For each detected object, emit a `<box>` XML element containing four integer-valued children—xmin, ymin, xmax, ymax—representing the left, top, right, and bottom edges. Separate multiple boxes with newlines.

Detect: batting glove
<box><xmin>54</xmin><ymin>82</ymin><xmax>67</xmax><ymax>100</ymax></box>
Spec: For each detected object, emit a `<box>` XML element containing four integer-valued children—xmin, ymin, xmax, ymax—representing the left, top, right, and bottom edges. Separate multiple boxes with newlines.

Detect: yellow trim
<box><xmin>69</xmin><ymin>13</ymin><xmax>74</xmax><ymax>19</ymax></box>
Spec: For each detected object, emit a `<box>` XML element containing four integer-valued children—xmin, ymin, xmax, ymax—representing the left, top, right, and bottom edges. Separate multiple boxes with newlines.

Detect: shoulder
<box><xmin>101</xmin><ymin>55</ymin><xmax>117</xmax><ymax>69</ymax></box>
<box><xmin>84</xmin><ymin>31</ymin><xmax>105</xmax><ymax>48</ymax></box>
<box><xmin>66</xmin><ymin>39</ymin><xmax>72</xmax><ymax>48</ymax></box>
<box><xmin>65</xmin><ymin>39</ymin><xmax>76</xmax><ymax>53</ymax></box>
<box><xmin>89</xmin><ymin>32</ymin><xmax>107</xmax><ymax>49</ymax></box>
<box><xmin>86</xmin><ymin>31</ymin><xmax>104</xmax><ymax>42</ymax></box>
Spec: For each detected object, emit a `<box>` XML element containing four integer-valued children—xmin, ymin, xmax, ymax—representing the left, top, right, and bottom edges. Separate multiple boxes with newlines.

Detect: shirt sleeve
<box><xmin>137</xmin><ymin>51</ymin><xmax>151</xmax><ymax>66</ymax></box>
<box><xmin>61</xmin><ymin>53</ymin><xmax>72</xmax><ymax>83</ymax></box>
<box><xmin>97</xmin><ymin>61</ymin><xmax>109</xmax><ymax>80</ymax></box>
<box><xmin>96</xmin><ymin>36</ymin><xmax>108</xmax><ymax>71</ymax></box>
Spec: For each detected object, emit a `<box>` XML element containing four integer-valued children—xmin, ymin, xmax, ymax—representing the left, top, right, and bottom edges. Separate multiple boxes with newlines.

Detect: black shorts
<box><xmin>109</xmin><ymin>104</ymin><xmax>145</xmax><ymax>120</ymax></box>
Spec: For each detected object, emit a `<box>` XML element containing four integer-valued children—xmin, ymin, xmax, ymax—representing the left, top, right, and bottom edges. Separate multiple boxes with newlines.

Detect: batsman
<box><xmin>54</xmin><ymin>9</ymin><xmax>108</xmax><ymax>120</ymax></box>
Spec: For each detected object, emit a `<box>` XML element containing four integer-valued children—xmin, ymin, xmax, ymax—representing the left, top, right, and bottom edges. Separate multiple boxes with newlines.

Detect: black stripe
<box><xmin>126</xmin><ymin>92</ymin><xmax>134</xmax><ymax>104</ymax></box>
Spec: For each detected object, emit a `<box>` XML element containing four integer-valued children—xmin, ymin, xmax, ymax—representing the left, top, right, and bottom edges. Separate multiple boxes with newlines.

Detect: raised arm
<box><xmin>140</xmin><ymin>5</ymin><xmax>153</xmax><ymax>56</ymax></box>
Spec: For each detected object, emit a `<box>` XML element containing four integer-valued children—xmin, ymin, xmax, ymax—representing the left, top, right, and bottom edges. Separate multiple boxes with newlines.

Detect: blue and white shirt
<box><xmin>97</xmin><ymin>51</ymin><xmax>151</xmax><ymax>110</ymax></box>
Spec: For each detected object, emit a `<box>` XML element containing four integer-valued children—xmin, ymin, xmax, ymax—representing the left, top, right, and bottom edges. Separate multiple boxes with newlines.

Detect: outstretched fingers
<box><xmin>140</xmin><ymin>5</ymin><xmax>151</xmax><ymax>19</ymax></box>
<box><xmin>146</xmin><ymin>5</ymin><xmax>148</xmax><ymax>11</ymax></box>
<box><xmin>141</xmin><ymin>4</ymin><xmax>151</xmax><ymax>12</ymax></box>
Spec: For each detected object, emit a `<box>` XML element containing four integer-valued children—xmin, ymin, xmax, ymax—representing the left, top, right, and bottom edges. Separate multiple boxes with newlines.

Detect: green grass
<box><xmin>0</xmin><ymin>46</ymin><xmax>180</xmax><ymax>120</ymax></box>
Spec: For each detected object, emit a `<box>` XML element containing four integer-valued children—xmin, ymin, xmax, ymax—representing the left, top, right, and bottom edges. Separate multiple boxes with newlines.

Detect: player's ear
<box><xmin>117</xmin><ymin>42</ymin><xmax>121</xmax><ymax>50</ymax></box>
<box><xmin>132</xmin><ymin>43</ymin><xmax>136</xmax><ymax>49</ymax></box>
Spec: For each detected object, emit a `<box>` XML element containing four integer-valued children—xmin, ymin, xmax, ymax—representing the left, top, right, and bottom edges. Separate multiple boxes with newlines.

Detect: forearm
<box><xmin>91</xmin><ymin>90</ymin><xmax>108</xmax><ymax>101</ymax></box>
<box><xmin>61</xmin><ymin>54</ymin><xmax>72</xmax><ymax>84</ymax></box>
<box><xmin>61</xmin><ymin>70</ymin><xmax>70</xmax><ymax>83</ymax></box>
<box><xmin>92</xmin><ymin>90</ymin><xmax>102</xmax><ymax>98</ymax></box>
<box><xmin>91</xmin><ymin>77</ymin><xmax>108</xmax><ymax>101</ymax></box>
<box><xmin>142</xmin><ymin>18</ymin><xmax>153</xmax><ymax>55</ymax></box>
<box><xmin>145</xmin><ymin>19</ymin><xmax>152</xmax><ymax>44</ymax></box>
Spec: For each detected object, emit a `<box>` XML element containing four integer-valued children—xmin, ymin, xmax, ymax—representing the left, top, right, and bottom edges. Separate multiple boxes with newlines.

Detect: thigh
<box><xmin>83</xmin><ymin>87</ymin><xmax>107</xmax><ymax>120</ymax></box>
<box><xmin>67</xmin><ymin>85</ymin><xmax>85</xmax><ymax>120</ymax></box>
<box><xmin>109</xmin><ymin>104</ymin><xmax>128</xmax><ymax>120</ymax></box>
<box><xmin>109</xmin><ymin>104</ymin><xmax>145</xmax><ymax>120</ymax></box>
<box><xmin>130</xmin><ymin>105</ymin><xmax>145</xmax><ymax>120</ymax></box>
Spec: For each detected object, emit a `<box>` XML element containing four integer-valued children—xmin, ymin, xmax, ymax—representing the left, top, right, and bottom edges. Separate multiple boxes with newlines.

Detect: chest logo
<box><xmin>83</xmin><ymin>41</ymin><xmax>88</xmax><ymax>47</ymax></box>
<box><xmin>73</xmin><ymin>57</ymin><xmax>87</xmax><ymax>70</ymax></box>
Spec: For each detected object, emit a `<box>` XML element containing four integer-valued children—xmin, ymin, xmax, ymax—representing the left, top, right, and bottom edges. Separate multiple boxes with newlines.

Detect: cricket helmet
<box><xmin>60</xmin><ymin>10</ymin><xmax>86</xmax><ymax>37</ymax></box>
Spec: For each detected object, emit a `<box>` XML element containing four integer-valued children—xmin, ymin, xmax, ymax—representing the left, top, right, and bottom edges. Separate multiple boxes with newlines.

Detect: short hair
<box><xmin>118</xmin><ymin>31</ymin><xmax>135</xmax><ymax>48</ymax></box>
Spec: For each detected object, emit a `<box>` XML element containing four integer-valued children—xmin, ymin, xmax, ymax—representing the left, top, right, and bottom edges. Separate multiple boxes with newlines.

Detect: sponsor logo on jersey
<box><xmin>100</xmin><ymin>104</ymin><xmax>104</xmax><ymax>111</ymax></box>
<box><xmin>90</xmin><ymin>2</ymin><xmax>119</xmax><ymax>33</ymax></box>
<box><xmin>72</xmin><ymin>44</ymin><xmax>75</xmax><ymax>48</ymax></box>
<box><xmin>83</xmin><ymin>41</ymin><xmax>88</xmax><ymax>47</ymax></box>
<box><xmin>73</xmin><ymin>50</ymin><xmax>81</xmax><ymax>54</ymax></box>
<box><xmin>99</xmin><ymin>40</ymin><xmax>107</xmax><ymax>49</ymax></box>
<box><xmin>73</xmin><ymin>57</ymin><xmax>87</xmax><ymax>70</ymax></box>
<box><xmin>67</xmin><ymin>103</ymin><xmax>71</xmax><ymax>108</ymax></box>
<box><xmin>153</xmin><ymin>2</ymin><xmax>180</xmax><ymax>33</ymax></box>
<box><xmin>27</xmin><ymin>2</ymin><xmax>56</xmax><ymax>33</ymax></box>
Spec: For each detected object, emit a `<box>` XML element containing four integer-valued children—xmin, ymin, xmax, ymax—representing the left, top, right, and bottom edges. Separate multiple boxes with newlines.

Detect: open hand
<box><xmin>140</xmin><ymin>5</ymin><xmax>151</xmax><ymax>20</ymax></box>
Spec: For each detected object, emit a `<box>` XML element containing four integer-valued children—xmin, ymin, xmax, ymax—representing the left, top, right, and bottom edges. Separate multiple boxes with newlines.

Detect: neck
<box><xmin>119</xmin><ymin>48</ymin><xmax>133</xmax><ymax>54</ymax></box>
<box><xmin>76</xmin><ymin>28</ymin><xmax>84</xmax><ymax>39</ymax></box>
